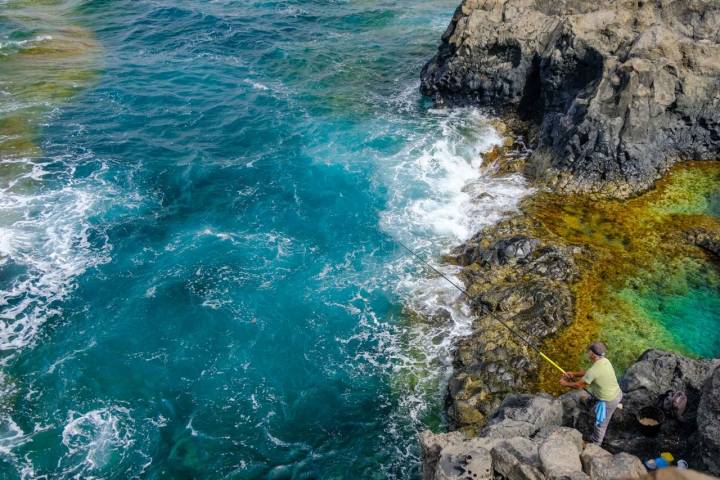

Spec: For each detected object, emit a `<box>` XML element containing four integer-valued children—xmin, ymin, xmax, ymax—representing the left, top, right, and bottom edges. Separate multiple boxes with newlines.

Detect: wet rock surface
<box><xmin>444</xmin><ymin>218</ymin><xmax>578</xmax><ymax>433</ymax></box>
<box><xmin>420</xmin><ymin>0</ymin><xmax>720</xmax><ymax>197</ymax></box>
<box><xmin>687</xmin><ymin>228</ymin><xmax>720</xmax><ymax>260</ymax></box>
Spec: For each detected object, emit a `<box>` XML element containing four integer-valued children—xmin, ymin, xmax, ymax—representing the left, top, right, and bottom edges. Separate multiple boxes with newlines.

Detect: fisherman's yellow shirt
<box><xmin>582</xmin><ymin>357</ymin><xmax>622</xmax><ymax>401</ymax></box>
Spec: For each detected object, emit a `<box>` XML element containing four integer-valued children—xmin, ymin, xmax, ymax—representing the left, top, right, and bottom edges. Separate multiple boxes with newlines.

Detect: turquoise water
<box><xmin>627</xmin><ymin>263</ymin><xmax>720</xmax><ymax>358</ymax></box>
<box><xmin>0</xmin><ymin>1</ymin><xmax>531</xmax><ymax>478</ymax></box>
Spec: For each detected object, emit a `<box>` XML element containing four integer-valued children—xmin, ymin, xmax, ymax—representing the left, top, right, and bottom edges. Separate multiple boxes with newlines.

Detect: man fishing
<box><xmin>559</xmin><ymin>342</ymin><xmax>623</xmax><ymax>446</ymax></box>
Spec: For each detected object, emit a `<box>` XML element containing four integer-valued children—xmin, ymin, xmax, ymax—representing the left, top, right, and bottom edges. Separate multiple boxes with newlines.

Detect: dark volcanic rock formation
<box><xmin>687</xmin><ymin>227</ymin><xmax>720</xmax><ymax>259</ymax></box>
<box><xmin>421</xmin><ymin>0</ymin><xmax>720</xmax><ymax>197</ymax></box>
<box><xmin>420</xmin><ymin>393</ymin><xmax>648</xmax><ymax>480</ymax></box>
<box><xmin>698</xmin><ymin>364</ymin><xmax>720</xmax><ymax>476</ymax></box>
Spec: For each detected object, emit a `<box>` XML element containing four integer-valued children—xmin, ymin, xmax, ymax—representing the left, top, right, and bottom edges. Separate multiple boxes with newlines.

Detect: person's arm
<box><xmin>560</xmin><ymin>365</ymin><xmax>594</xmax><ymax>389</ymax></box>
<box><xmin>559</xmin><ymin>378</ymin><xmax>589</xmax><ymax>389</ymax></box>
<box><xmin>563</xmin><ymin>370</ymin><xmax>586</xmax><ymax>379</ymax></box>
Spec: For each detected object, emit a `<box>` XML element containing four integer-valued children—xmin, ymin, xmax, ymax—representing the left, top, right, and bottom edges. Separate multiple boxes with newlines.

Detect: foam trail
<box><xmin>59</xmin><ymin>406</ymin><xmax>135</xmax><ymax>476</ymax></box>
<box><xmin>1</xmin><ymin>0</ymin><xmax>105</xmax><ymax>361</ymax></box>
<box><xmin>0</xmin><ymin>4</ymin><xmax>106</xmax><ymax>474</ymax></box>
<box><xmin>0</xmin><ymin>168</ymin><xmax>111</xmax><ymax>362</ymax></box>
<box><xmin>376</xmin><ymin>106</ymin><xmax>531</xmax><ymax>437</ymax></box>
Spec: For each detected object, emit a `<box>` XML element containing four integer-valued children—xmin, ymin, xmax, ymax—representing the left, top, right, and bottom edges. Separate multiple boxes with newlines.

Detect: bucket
<box><xmin>637</xmin><ymin>406</ymin><xmax>664</xmax><ymax>436</ymax></box>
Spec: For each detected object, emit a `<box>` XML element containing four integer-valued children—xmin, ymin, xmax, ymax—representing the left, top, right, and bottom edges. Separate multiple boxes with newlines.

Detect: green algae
<box><xmin>387</xmin><ymin>308</ymin><xmax>454</xmax><ymax>431</ymax></box>
<box><xmin>0</xmin><ymin>0</ymin><xmax>101</xmax><ymax>188</ymax></box>
<box><xmin>527</xmin><ymin>163</ymin><xmax>720</xmax><ymax>393</ymax></box>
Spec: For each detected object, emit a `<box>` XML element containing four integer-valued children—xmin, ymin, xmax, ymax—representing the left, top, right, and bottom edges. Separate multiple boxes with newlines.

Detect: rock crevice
<box><xmin>421</xmin><ymin>0</ymin><xmax>720</xmax><ymax>197</ymax></box>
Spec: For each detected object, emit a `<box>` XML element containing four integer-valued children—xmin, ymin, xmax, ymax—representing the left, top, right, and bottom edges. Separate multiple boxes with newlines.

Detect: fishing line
<box><xmin>396</xmin><ymin>239</ymin><xmax>566</xmax><ymax>374</ymax></box>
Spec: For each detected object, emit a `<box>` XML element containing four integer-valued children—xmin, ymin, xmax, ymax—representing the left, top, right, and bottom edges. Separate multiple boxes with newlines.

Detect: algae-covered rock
<box><xmin>687</xmin><ymin>228</ymin><xmax>720</xmax><ymax>260</ymax></box>
<box><xmin>444</xmin><ymin>217</ymin><xmax>577</xmax><ymax>432</ymax></box>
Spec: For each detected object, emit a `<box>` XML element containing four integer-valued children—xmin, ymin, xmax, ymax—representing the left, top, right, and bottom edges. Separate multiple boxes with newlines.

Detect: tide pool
<box><xmin>0</xmin><ymin>1</ymin><xmax>530</xmax><ymax>478</ymax></box>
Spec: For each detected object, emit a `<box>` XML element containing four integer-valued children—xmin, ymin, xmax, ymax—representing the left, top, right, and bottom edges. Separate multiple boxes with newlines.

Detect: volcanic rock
<box><xmin>421</xmin><ymin>0</ymin><xmax>720</xmax><ymax>197</ymax></box>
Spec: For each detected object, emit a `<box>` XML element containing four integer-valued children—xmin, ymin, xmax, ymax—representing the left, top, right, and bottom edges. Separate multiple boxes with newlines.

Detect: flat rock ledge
<box><xmin>420</xmin><ymin>350</ymin><xmax>720</xmax><ymax>479</ymax></box>
<box><xmin>420</xmin><ymin>0</ymin><xmax>720</xmax><ymax>198</ymax></box>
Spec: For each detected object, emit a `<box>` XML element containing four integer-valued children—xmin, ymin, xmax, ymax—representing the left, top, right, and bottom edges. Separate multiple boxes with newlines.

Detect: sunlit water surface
<box><xmin>0</xmin><ymin>1</ymin><xmax>531</xmax><ymax>478</ymax></box>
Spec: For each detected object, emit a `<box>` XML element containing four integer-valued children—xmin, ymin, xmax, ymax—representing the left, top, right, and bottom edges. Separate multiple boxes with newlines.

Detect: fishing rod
<box><xmin>396</xmin><ymin>240</ymin><xmax>566</xmax><ymax>374</ymax></box>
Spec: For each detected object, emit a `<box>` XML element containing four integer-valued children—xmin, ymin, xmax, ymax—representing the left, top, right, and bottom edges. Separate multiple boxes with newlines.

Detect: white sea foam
<box><xmin>367</xmin><ymin>105</ymin><xmax>531</xmax><ymax>456</ymax></box>
<box><xmin>242</xmin><ymin>79</ymin><xmax>270</xmax><ymax>91</ymax></box>
<box><xmin>0</xmin><ymin>163</ymin><xmax>112</xmax><ymax>363</ymax></box>
<box><xmin>380</xmin><ymin>107</ymin><xmax>528</xmax><ymax>244</ymax></box>
<box><xmin>0</xmin><ymin>154</ymin><xmax>117</xmax><ymax>474</ymax></box>
<box><xmin>59</xmin><ymin>406</ymin><xmax>135</xmax><ymax>476</ymax></box>
<box><xmin>0</xmin><ymin>35</ymin><xmax>54</xmax><ymax>53</ymax></box>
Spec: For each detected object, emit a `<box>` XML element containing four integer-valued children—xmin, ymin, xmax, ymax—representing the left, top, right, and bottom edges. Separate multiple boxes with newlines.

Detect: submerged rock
<box><xmin>421</xmin><ymin>0</ymin><xmax>720</xmax><ymax>197</ymax></box>
<box><xmin>687</xmin><ymin>228</ymin><xmax>720</xmax><ymax>260</ymax></box>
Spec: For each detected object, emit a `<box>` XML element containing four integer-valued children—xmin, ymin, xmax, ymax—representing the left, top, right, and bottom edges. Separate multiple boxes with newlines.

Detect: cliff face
<box><xmin>420</xmin><ymin>0</ymin><xmax>720</xmax><ymax>197</ymax></box>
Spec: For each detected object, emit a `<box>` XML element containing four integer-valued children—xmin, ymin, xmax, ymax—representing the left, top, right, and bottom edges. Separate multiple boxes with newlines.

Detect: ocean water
<box><xmin>0</xmin><ymin>1</ymin><xmax>531</xmax><ymax>478</ymax></box>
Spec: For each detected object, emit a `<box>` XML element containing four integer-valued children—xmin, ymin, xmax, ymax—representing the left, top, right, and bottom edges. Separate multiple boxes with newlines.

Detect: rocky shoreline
<box><xmin>416</xmin><ymin>0</ymin><xmax>720</xmax><ymax>477</ymax></box>
<box><xmin>420</xmin><ymin>0</ymin><xmax>720</xmax><ymax>198</ymax></box>
<box><xmin>420</xmin><ymin>350</ymin><xmax>720</xmax><ymax>479</ymax></box>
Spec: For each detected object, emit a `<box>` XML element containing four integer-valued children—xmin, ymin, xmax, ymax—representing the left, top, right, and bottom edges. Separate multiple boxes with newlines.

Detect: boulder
<box><xmin>548</xmin><ymin>472</ymin><xmax>589</xmax><ymax>480</ymax></box>
<box><xmin>421</xmin><ymin>0</ymin><xmax>720</xmax><ymax>198</ymax></box>
<box><xmin>482</xmin><ymin>419</ymin><xmax>540</xmax><ymax>440</ymax></box>
<box><xmin>482</xmin><ymin>394</ymin><xmax>564</xmax><ymax>438</ymax></box>
<box><xmin>697</xmin><ymin>365</ymin><xmax>720</xmax><ymax>475</ymax></box>
<box><xmin>538</xmin><ymin>427</ymin><xmax>584</xmax><ymax>477</ymax></box>
<box><xmin>580</xmin><ymin>443</ymin><xmax>612</xmax><ymax>474</ymax></box>
<box><xmin>582</xmin><ymin>452</ymin><xmax>646</xmax><ymax>480</ymax></box>
<box><xmin>420</xmin><ymin>431</ymin><xmax>502</xmax><ymax>480</ymax></box>
<box><xmin>420</xmin><ymin>431</ymin><xmax>468</xmax><ymax>480</ymax></box>
<box><xmin>435</xmin><ymin>444</ymin><xmax>493</xmax><ymax>480</ymax></box>
<box><xmin>491</xmin><ymin>437</ymin><xmax>543</xmax><ymax>480</ymax></box>
<box><xmin>621</xmin><ymin>350</ymin><xmax>720</xmax><ymax>413</ymax></box>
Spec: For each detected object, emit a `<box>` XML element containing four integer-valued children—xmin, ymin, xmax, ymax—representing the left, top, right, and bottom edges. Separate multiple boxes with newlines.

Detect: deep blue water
<box><xmin>0</xmin><ymin>1</ymin><xmax>532</xmax><ymax>478</ymax></box>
